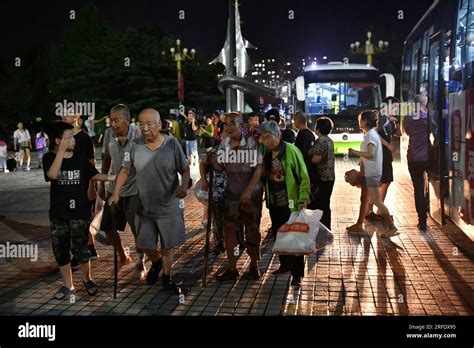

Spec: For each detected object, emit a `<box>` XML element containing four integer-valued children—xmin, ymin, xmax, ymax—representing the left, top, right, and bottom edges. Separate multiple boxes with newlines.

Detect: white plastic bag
<box><xmin>273</xmin><ymin>209</ymin><xmax>333</xmax><ymax>255</ymax></box>
<box><xmin>194</xmin><ymin>179</ymin><xmax>209</xmax><ymax>205</ymax></box>
<box><xmin>315</xmin><ymin>221</ymin><xmax>334</xmax><ymax>251</ymax></box>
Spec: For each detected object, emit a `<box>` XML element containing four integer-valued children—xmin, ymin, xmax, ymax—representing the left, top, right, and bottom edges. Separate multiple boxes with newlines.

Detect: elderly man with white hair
<box><xmin>109</xmin><ymin>108</ymin><xmax>190</xmax><ymax>293</ymax></box>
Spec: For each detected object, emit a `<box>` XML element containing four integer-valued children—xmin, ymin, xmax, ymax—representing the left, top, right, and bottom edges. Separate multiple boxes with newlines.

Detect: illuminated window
<box><xmin>457</xmin><ymin>0</ymin><xmax>469</xmax><ymax>65</ymax></box>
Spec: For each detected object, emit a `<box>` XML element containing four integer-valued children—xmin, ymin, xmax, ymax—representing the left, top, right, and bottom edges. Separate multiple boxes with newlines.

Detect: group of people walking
<box><xmin>37</xmin><ymin>98</ymin><xmax>432</xmax><ymax>299</ymax></box>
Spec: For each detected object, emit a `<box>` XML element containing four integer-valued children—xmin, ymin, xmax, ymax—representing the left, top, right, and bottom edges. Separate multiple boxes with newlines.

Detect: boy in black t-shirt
<box><xmin>43</xmin><ymin>122</ymin><xmax>116</xmax><ymax>300</ymax></box>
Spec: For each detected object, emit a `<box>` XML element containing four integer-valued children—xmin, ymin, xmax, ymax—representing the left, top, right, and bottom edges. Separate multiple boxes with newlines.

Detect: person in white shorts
<box><xmin>13</xmin><ymin>122</ymin><xmax>32</xmax><ymax>170</ymax></box>
<box><xmin>347</xmin><ymin>110</ymin><xmax>399</xmax><ymax>238</ymax></box>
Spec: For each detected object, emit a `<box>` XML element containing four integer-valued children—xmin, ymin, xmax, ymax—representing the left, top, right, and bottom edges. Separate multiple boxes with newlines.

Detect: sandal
<box><xmin>54</xmin><ymin>286</ymin><xmax>74</xmax><ymax>300</ymax></box>
<box><xmin>346</xmin><ymin>224</ymin><xmax>367</xmax><ymax>234</ymax></box>
<box><xmin>83</xmin><ymin>280</ymin><xmax>98</xmax><ymax>296</ymax></box>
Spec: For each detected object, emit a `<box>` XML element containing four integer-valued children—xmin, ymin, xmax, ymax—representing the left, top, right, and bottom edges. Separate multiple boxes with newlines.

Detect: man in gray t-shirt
<box><xmin>109</xmin><ymin>108</ymin><xmax>190</xmax><ymax>293</ymax></box>
<box><xmin>99</xmin><ymin>104</ymin><xmax>145</xmax><ymax>283</ymax></box>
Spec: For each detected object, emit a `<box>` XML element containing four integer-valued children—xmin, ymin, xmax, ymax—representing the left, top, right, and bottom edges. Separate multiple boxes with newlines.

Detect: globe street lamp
<box><xmin>350</xmin><ymin>32</ymin><xmax>389</xmax><ymax>65</ymax></box>
<box><xmin>170</xmin><ymin>39</ymin><xmax>196</xmax><ymax>104</ymax></box>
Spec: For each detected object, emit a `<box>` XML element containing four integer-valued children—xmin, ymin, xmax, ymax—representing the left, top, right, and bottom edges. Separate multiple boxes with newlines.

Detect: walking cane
<box><xmin>202</xmin><ymin>166</ymin><xmax>214</xmax><ymax>288</ymax></box>
<box><xmin>110</xmin><ymin>204</ymin><xmax>118</xmax><ymax>299</ymax></box>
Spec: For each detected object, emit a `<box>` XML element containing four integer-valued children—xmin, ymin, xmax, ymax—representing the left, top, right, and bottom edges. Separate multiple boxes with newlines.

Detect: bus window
<box><xmin>402</xmin><ymin>48</ymin><xmax>412</xmax><ymax>101</ymax></box>
<box><xmin>420</xmin><ymin>27</ymin><xmax>433</xmax><ymax>95</ymax></box>
<box><xmin>466</xmin><ymin>0</ymin><xmax>474</xmax><ymax>63</ymax></box>
<box><xmin>411</xmin><ymin>39</ymin><xmax>421</xmax><ymax>93</ymax></box>
<box><xmin>456</xmin><ymin>0</ymin><xmax>468</xmax><ymax>66</ymax></box>
<box><xmin>304</xmin><ymin>82</ymin><xmax>380</xmax><ymax>115</ymax></box>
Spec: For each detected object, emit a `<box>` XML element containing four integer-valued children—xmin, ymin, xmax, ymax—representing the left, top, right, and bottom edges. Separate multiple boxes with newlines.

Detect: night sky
<box><xmin>1</xmin><ymin>0</ymin><xmax>433</xmax><ymax>62</ymax></box>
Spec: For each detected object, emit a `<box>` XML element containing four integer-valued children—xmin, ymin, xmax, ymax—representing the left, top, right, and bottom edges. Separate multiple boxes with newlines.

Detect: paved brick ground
<box><xmin>0</xmin><ymin>156</ymin><xmax>473</xmax><ymax>316</ymax></box>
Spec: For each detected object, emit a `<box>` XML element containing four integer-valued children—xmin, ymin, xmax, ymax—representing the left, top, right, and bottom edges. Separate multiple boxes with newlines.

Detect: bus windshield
<box><xmin>304</xmin><ymin>82</ymin><xmax>381</xmax><ymax>115</ymax></box>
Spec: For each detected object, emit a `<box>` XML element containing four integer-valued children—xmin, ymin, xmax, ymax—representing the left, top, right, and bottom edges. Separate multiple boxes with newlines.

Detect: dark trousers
<box><xmin>408</xmin><ymin>161</ymin><xmax>429</xmax><ymax>223</ymax></box>
<box><xmin>269</xmin><ymin>205</ymin><xmax>305</xmax><ymax>278</ymax></box>
<box><xmin>312</xmin><ymin>180</ymin><xmax>334</xmax><ymax>230</ymax></box>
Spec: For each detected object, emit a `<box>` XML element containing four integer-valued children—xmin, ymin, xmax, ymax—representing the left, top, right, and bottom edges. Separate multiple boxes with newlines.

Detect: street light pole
<box><xmin>350</xmin><ymin>32</ymin><xmax>389</xmax><ymax>65</ymax></box>
<box><xmin>170</xmin><ymin>39</ymin><xmax>196</xmax><ymax>105</ymax></box>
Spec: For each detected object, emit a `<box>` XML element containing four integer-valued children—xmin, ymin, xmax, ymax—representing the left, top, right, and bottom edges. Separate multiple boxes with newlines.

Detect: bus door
<box><xmin>427</xmin><ymin>30</ymin><xmax>450</xmax><ymax>225</ymax></box>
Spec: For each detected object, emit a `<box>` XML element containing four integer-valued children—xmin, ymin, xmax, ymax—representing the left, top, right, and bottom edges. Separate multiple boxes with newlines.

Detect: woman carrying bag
<box><xmin>259</xmin><ymin>120</ymin><xmax>311</xmax><ymax>288</ymax></box>
<box><xmin>346</xmin><ymin>110</ymin><xmax>398</xmax><ymax>238</ymax></box>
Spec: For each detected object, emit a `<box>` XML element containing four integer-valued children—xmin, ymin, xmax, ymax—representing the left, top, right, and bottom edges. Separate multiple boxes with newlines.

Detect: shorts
<box><xmin>50</xmin><ymin>218</ymin><xmax>90</xmax><ymax>267</ymax></box>
<box><xmin>363</xmin><ymin>176</ymin><xmax>381</xmax><ymax>188</ymax></box>
<box><xmin>136</xmin><ymin>214</ymin><xmax>186</xmax><ymax>250</ymax></box>
<box><xmin>100</xmin><ymin>194</ymin><xmax>139</xmax><ymax>236</ymax></box>
<box><xmin>37</xmin><ymin>147</ymin><xmax>48</xmax><ymax>159</ymax></box>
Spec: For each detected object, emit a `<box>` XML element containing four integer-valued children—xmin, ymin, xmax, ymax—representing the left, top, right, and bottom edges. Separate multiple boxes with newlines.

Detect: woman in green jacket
<box><xmin>259</xmin><ymin>120</ymin><xmax>311</xmax><ymax>287</ymax></box>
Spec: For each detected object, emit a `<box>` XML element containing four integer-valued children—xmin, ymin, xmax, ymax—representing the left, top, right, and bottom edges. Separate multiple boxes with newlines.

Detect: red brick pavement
<box><xmin>0</xmin><ymin>158</ymin><xmax>473</xmax><ymax>316</ymax></box>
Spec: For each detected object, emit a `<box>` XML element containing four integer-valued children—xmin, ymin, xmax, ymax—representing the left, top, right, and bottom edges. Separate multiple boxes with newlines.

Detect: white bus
<box><xmin>294</xmin><ymin>62</ymin><xmax>395</xmax><ymax>154</ymax></box>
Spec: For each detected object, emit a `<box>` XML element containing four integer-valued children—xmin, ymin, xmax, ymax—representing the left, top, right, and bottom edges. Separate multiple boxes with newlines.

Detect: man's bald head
<box><xmin>138</xmin><ymin>108</ymin><xmax>161</xmax><ymax>124</ymax></box>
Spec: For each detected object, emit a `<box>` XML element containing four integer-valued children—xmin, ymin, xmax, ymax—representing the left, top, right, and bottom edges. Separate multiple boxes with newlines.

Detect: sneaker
<box><xmin>88</xmin><ymin>244</ymin><xmax>99</xmax><ymax>260</ymax></box>
<box><xmin>146</xmin><ymin>259</ymin><xmax>162</xmax><ymax>285</ymax></box>
<box><xmin>272</xmin><ymin>266</ymin><xmax>291</xmax><ymax>275</ymax></box>
<box><xmin>162</xmin><ymin>274</ymin><xmax>182</xmax><ymax>294</ymax></box>
<box><xmin>26</xmin><ymin>166</ymin><xmax>30</xmax><ymax>171</ymax></box>
<box><xmin>216</xmin><ymin>268</ymin><xmax>239</xmax><ymax>282</ymax></box>
<box><xmin>4</xmin><ymin>169</ymin><xmax>9</xmax><ymax>173</ymax></box>
<box><xmin>291</xmin><ymin>276</ymin><xmax>302</xmax><ymax>288</ymax></box>
<box><xmin>243</xmin><ymin>266</ymin><xmax>260</xmax><ymax>280</ymax></box>
<box><xmin>70</xmin><ymin>257</ymin><xmax>80</xmax><ymax>270</ymax></box>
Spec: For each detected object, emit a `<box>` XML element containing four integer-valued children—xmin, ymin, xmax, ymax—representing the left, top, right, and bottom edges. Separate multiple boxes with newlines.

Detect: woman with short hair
<box><xmin>259</xmin><ymin>120</ymin><xmax>311</xmax><ymax>287</ymax></box>
<box><xmin>347</xmin><ymin>110</ymin><xmax>398</xmax><ymax>238</ymax></box>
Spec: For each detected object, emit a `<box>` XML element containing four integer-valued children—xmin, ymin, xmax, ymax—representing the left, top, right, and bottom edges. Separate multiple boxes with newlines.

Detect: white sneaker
<box><xmin>4</xmin><ymin>169</ymin><xmax>9</xmax><ymax>173</ymax></box>
<box><xmin>26</xmin><ymin>166</ymin><xmax>30</xmax><ymax>171</ymax></box>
